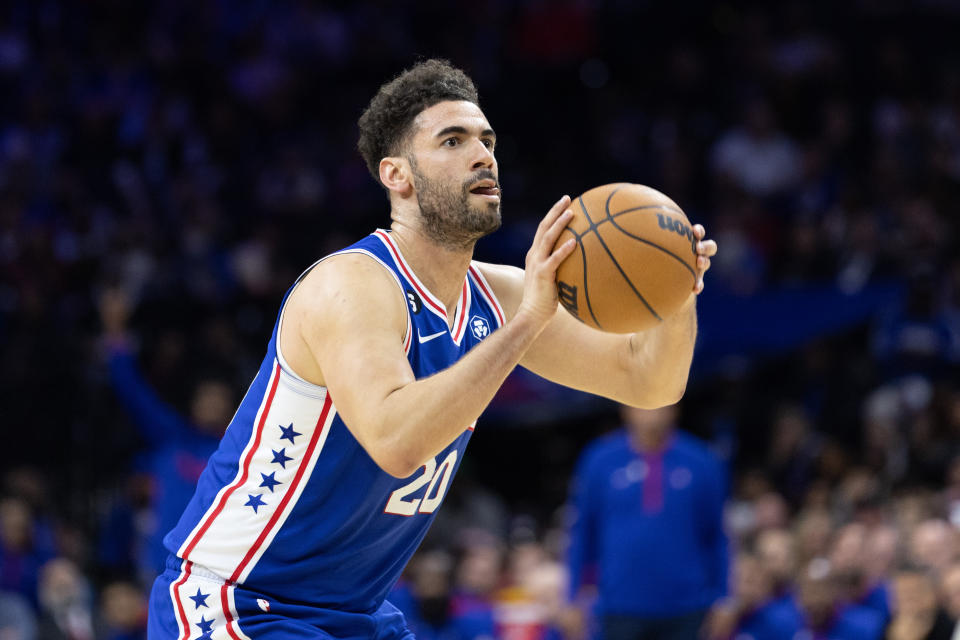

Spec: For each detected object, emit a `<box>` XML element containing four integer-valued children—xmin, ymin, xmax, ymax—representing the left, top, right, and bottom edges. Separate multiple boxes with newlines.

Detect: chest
<box><xmin>406</xmin><ymin>307</ymin><xmax>496</xmax><ymax>377</ymax></box>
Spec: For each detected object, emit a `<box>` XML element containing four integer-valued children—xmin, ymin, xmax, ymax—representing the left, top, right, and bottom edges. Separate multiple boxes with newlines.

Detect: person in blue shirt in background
<box><xmin>390</xmin><ymin>550</ymin><xmax>461</xmax><ymax>640</ymax></box>
<box><xmin>0</xmin><ymin>495</ymin><xmax>56</xmax><ymax>612</ymax></box>
<box><xmin>98</xmin><ymin>289</ymin><xmax>232</xmax><ymax>582</ymax></box>
<box><xmin>886</xmin><ymin>565</ymin><xmax>954</xmax><ymax>640</ymax></box>
<box><xmin>794</xmin><ymin>558</ymin><xmax>884</xmax><ymax>640</ymax></box>
<box><xmin>565</xmin><ymin>403</ymin><xmax>729</xmax><ymax>640</ymax></box>
<box><xmin>705</xmin><ymin>550</ymin><xmax>804</xmax><ymax>640</ymax></box>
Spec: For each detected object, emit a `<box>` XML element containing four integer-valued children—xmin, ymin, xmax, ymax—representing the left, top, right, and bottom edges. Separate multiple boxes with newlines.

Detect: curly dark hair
<box><xmin>357</xmin><ymin>59</ymin><xmax>480</xmax><ymax>185</ymax></box>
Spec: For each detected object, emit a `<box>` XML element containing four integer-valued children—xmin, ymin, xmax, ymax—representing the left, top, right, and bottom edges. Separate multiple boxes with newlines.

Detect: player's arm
<box><xmin>283</xmin><ymin>198</ymin><xmax>576</xmax><ymax>478</ymax></box>
<box><xmin>476</xmin><ymin>225</ymin><xmax>716</xmax><ymax>409</ymax></box>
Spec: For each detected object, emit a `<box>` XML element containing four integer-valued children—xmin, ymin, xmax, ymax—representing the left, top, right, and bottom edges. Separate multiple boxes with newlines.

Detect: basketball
<box><xmin>554</xmin><ymin>183</ymin><xmax>698</xmax><ymax>334</ymax></box>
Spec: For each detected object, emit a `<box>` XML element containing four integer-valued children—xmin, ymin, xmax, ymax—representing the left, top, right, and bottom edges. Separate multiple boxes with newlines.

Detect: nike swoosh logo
<box><xmin>417</xmin><ymin>330</ymin><xmax>447</xmax><ymax>344</ymax></box>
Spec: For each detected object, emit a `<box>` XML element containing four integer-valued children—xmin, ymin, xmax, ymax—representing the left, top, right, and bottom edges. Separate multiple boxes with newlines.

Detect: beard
<box><xmin>409</xmin><ymin>159</ymin><xmax>501</xmax><ymax>251</ymax></box>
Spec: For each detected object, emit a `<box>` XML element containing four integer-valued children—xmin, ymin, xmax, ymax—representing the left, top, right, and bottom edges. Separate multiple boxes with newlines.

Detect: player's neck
<box><xmin>388</xmin><ymin>223</ymin><xmax>474</xmax><ymax>318</ymax></box>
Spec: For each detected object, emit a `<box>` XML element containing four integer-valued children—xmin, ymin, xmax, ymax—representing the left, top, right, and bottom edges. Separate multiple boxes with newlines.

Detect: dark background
<box><xmin>1</xmin><ymin>0</ymin><xmax>959</xmax><ymax>634</ymax></box>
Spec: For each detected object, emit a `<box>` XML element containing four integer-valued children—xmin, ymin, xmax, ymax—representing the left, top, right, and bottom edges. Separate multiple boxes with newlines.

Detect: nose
<box><xmin>470</xmin><ymin>139</ymin><xmax>494</xmax><ymax>170</ymax></box>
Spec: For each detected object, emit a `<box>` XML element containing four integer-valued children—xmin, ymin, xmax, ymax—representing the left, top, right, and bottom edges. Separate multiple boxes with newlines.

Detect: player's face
<box><xmin>406</xmin><ymin>100</ymin><xmax>500</xmax><ymax>249</ymax></box>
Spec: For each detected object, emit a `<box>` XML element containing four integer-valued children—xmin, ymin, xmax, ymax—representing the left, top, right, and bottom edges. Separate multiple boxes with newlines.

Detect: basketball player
<box><xmin>148</xmin><ymin>59</ymin><xmax>717</xmax><ymax>639</ymax></box>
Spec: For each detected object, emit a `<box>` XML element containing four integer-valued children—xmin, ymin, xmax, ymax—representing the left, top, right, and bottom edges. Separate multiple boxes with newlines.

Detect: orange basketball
<box><xmin>554</xmin><ymin>183</ymin><xmax>698</xmax><ymax>333</ymax></box>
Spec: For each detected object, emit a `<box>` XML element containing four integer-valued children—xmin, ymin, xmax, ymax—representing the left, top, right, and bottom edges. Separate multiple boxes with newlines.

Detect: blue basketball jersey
<box><xmin>161</xmin><ymin>230</ymin><xmax>505</xmax><ymax>635</ymax></box>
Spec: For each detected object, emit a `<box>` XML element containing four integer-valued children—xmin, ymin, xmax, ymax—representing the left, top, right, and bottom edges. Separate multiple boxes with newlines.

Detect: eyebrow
<box><xmin>435</xmin><ymin>126</ymin><xmax>497</xmax><ymax>139</ymax></box>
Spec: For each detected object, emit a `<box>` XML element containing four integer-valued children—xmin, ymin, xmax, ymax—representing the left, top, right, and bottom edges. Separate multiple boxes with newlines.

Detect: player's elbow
<box><xmin>661</xmin><ymin>375</ymin><xmax>689</xmax><ymax>405</ymax></box>
<box><xmin>365</xmin><ymin>439</ymin><xmax>425</xmax><ymax>479</ymax></box>
<box><xmin>661</xmin><ymin>384</ymin><xmax>687</xmax><ymax>407</ymax></box>
<box><xmin>377</xmin><ymin>455</ymin><xmax>423</xmax><ymax>479</ymax></box>
<box><xmin>345</xmin><ymin>412</ymin><xmax>425</xmax><ymax>478</ymax></box>
<box><xmin>629</xmin><ymin>376</ymin><xmax>688</xmax><ymax>409</ymax></box>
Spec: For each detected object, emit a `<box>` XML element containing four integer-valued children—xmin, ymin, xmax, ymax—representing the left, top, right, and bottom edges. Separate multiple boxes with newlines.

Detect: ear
<box><xmin>379</xmin><ymin>157</ymin><xmax>413</xmax><ymax>197</ymax></box>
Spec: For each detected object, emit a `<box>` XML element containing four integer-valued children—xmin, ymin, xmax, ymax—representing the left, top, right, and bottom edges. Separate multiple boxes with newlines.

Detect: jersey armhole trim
<box><xmin>468</xmin><ymin>263</ymin><xmax>506</xmax><ymax>328</ymax></box>
<box><xmin>276</xmin><ymin>249</ymin><xmax>413</xmax><ymax>387</ymax></box>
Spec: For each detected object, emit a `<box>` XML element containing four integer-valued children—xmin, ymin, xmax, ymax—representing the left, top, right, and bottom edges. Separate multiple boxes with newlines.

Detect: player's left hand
<box><xmin>692</xmin><ymin>224</ymin><xmax>717</xmax><ymax>294</ymax></box>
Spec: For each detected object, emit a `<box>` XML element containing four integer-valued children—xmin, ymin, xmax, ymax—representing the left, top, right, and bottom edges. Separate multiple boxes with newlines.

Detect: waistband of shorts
<box><xmin>164</xmin><ymin>553</ymin><xmax>229</xmax><ymax>584</ymax></box>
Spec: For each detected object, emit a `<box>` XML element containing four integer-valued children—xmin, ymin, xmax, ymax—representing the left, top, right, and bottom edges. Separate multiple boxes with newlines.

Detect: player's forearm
<box><xmin>621</xmin><ymin>295</ymin><xmax>697</xmax><ymax>407</ymax></box>
<box><xmin>372</xmin><ymin>311</ymin><xmax>545</xmax><ymax>476</ymax></box>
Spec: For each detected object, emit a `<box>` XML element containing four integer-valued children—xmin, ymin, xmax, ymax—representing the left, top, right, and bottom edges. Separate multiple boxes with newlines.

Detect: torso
<box><xmin>162</xmin><ymin>229</ymin><xmax>505</xmax><ymax>613</ymax></box>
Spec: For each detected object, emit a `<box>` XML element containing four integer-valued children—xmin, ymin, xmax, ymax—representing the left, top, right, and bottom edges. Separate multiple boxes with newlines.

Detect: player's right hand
<box><xmin>516</xmin><ymin>195</ymin><xmax>576</xmax><ymax>327</ymax></box>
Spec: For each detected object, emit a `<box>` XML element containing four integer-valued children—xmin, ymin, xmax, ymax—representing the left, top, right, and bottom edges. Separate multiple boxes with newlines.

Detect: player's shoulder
<box><xmin>295</xmin><ymin>251</ymin><xmax>400</xmax><ymax>303</ymax></box>
<box><xmin>286</xmin><ymin>251</ymin><xmax>407</xmax><ymax>331</ymax></box>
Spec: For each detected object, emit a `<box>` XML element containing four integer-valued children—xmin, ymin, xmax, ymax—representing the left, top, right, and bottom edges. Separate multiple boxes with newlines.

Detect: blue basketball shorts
<box><xmin>148</xmin><ymin>555</ymin><xmax>414</xmax><ymax>640</ymax></box>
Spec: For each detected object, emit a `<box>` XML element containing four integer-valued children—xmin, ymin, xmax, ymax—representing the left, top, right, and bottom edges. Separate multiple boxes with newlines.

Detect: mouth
<box><xmin>469</xmin><ymin>180</ymin><xmax>500</xmax><ymax>199</ymax></box>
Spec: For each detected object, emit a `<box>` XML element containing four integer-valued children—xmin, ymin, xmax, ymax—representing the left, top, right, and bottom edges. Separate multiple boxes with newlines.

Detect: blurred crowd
<box><xmin>2</xmin><ymin>0</ymin><xmax>960</xmax><ymax>638</ymax></box>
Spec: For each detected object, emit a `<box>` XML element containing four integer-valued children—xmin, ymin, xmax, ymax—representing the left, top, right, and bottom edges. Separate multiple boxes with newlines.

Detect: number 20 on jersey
<box><xmin>384</xmin><ymin>450</ymin><xmax>458</xmax><ymax>516</ymax></box>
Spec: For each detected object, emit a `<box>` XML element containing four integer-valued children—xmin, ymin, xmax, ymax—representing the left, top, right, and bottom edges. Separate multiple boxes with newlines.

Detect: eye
<box><xmin>443</xmin><ymin>137</ymin><xmax>459</xmax><ymax>147</ymax></box>
<box><xmin>482</xmin><ymin>139</ymin><xmax>494</xmax><ymax>149</ymax></box>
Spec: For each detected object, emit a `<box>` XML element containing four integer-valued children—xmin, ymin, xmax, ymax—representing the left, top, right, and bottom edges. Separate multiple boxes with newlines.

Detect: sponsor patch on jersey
<box><xmin>405</xmin><ymin>289</ymin><xmax>422</xmax><ymax>314</ymax></box>
<box><xmin>470</xmin><ymin>315</ymin><xmax>490</xmax><ymax>340</ymax></box>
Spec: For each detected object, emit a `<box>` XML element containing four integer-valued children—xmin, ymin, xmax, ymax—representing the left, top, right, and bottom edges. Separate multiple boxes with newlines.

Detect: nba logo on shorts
<box><xmin>257</xmin><ymin>598</ymin><xmax>270</xmax><ymax>612</ymax></box>
<box><xmin>470</xmin><ymin>316</ymin><xmax>490</xmax><ymax>340</ymax></box>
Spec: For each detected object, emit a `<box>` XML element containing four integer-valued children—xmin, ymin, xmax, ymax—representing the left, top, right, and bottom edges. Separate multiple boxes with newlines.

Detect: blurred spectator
<box><xmin>518</xmin><ymin>560</ymin><xmax>568</xmax><ymax>640</ymax></box>
<box><xmin>710</xmin><ymin>97</ymin><xmax>801</xmax><ymax>198</ymax></box>
<box><xmin>448</xmin><ymin>534</ymin><xmax>501</xmax><ymax>639</ymax></box>
<box><xmin>756</xmin><ymin>528</ymin><xmax>799</xmax><ymax>608</ymax></box>
<box><xmin>909</xmin><ymin>520</ymin><xmax>957</xmax><ymax>574</ymax></box>
<box><xmin>99</xmin><ymin>581</ymin><xmax>147</xmax><ymax>640</ymax></box>
<box><xmin>943</xmin><ymin>456</ymin><xmax>960</xmax><ymax>529</ymax></box>
<box><xmin>830</xmin><ymin>523</ymin><xmax>893</xmax><ymax>625</ymax></box>
<box><xmin>862</xmin><ymin>525</ymin><xmax>900</xmax><ymax>623</ymax></box>
<box><xmin>704</xmin><ymin>551</ymin><xmax>802</xmax><ymax>640</ymax></box>
<box><xmin>752</xmin><ymin>491</ymin><xmax>791</xmax><ymax>533</ymax></box>
<box><xmin>937</xmin><ymin>563</ymin><xmax>960</xmax><ymax>636</ymax></box>
<box><xmin>794</xmin><ymin>508</ymin><xmax>834</xmax><ymax>564</ymax></box>
<box><xmin>831</xmin><ymin>524</ymin><xmax>868</xmax><ymax>598</ymax></box>
<box><xmin>94</xmin><ymin>475</ymin><xmax>151</xmax><ymax>582</ymax></box>
<box><xmin>565</xmin><ymin>404</ymin><xmax>729</xmax><ymax>639</ymax></box>
<box><xmin>0</xmin><ymin>590</ymin><xmax>36</xmax><ymax>640</ymax></box>
<box><xmin>887</xmin><ymin>566</ymin><xmax>953</xmax><ymax>640</ymax></box>
<box><xmin>0</xmin><ymin>496</ymin><xmax>56</xmax><ymax>610</ymax></box>
<box><xmin>874</xmin><ymin>270</ymin><xmax>960</xmax><ymax>381</ymax></box>
<box><xmin>36</xmin><ymin>558</ymin><xmax>94</xmax><ymax>640</ymax></box>
<box><xmin>391</xmin><ymin>550</ymin><xmax>459</xmax><ymax>640</ymax></box>
<box><xmin>794</xmin><ymin>558</ymin><xmax>884</xmax><ymax>640</ymax></box>
<box><xmin>493</xmin><ymin>537</ymin><xmax>566</xmax><ymax>640</ymax></box>
<box><xmin>766</xmin><ymin>404</ymin><xmax>822</xmax><ymax>505</ymax></box>
<box><xmin>98</xmin><ymin>289</ymin><xmax>230</xmax><ymax>580</ymax></box>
